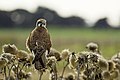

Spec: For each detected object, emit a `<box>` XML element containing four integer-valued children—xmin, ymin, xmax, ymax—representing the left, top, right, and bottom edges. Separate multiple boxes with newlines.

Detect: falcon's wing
<box><xmin>26</xmin><ymin>31</ymin><xmax>38</xmax><ymax>52</ymax></box>
<box><xmin>26</xmin><ymin>33</ymin><xmax>32</xmax><ymax>52</ymax></box>
<box><xmin>47</xmin><ymin>33</ymin><xmax>52</xmax><ymax>48</ymax></box>
<box><xmin>43</xmin><ymin>32</ymin><xmax>52</xmax><ymax>49</ymax></box>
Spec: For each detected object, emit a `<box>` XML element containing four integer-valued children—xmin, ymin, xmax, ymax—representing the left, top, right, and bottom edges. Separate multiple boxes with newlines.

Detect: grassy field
<box><xmin>0</xmin><ymin>27</ymin><xmax>120</xmax><ymax>79</ymax></box>
<box><xmin>0</xmin><ymin>27</ymin><xmax>120</xmax><ymax>58</ymax></box>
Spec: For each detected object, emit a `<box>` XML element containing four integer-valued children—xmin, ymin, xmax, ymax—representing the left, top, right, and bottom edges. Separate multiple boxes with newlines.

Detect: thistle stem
<box><xmin>61</xmin><ymin>62</ymin><xmax>69</xmax><ymax>79</ymax></box>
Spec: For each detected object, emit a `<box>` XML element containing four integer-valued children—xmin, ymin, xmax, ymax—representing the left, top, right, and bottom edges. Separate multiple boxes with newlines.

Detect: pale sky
<box><xmin>0</xmin><ymin>0</ymin><xmax>120</xmax><ymax>26</ymax></box>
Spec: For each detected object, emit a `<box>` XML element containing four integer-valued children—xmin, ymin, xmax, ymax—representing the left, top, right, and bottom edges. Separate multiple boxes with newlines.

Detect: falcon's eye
<box><xmin>42</xmin><ymin>23</ymin><xmax>45</xmax><ymax>25</ymax></box>
<box><xmin>37</xmin><ymin>22</ymin><xmax>42</xmax><ymax>27</ymax></box>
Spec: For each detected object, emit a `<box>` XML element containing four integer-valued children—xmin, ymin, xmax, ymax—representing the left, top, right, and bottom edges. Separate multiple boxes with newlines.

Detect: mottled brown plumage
<box><xmin>26</xmin><ymin>18</ymin><xmax>52</xmax><ymax>70</ymax></box>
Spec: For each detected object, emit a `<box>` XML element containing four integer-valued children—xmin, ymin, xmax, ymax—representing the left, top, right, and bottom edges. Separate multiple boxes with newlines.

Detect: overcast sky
<box><xmin>0</xmin><ymin>0</ymin><xmax>120</xmax><ymax>26</ymax></box>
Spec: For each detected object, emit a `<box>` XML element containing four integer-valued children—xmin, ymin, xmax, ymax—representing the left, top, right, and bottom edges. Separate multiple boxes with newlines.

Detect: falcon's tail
<box><xmin>32</xmin><ymin>48</ymin><xmax>46</xmax><ymax>69</ymax></box>
<box><xmin>34</xmin><ymin>60</ymin><xmax>45</xmax><ymax>71</ymax></box>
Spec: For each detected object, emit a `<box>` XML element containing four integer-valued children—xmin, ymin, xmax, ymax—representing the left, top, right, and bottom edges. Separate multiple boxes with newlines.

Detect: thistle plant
<box><xmin>0</xmin><ymin>42</ymin><xmax>120</xmax><ymax>80</ymax></box>
<box><xmin>0</xmin><ymin>44</ymin><xmax>33</xmax><ymax>80</ymax></box>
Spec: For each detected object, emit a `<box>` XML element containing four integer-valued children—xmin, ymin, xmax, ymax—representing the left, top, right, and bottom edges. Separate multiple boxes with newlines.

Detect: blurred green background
<box><xmin>0</xmin><ymin>26</ymin><xmax>120</xmax><ymax>80</ymax></box>
<box><xmin>0</xmin><ymin>27</ymin><xmax>120</xmax><ymax>59</ymax></box>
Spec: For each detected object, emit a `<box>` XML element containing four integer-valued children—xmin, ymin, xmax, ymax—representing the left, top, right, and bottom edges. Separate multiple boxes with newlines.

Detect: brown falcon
<box><xmin>26</xmin><ymin>18</ymin><xmax>52</xmax><ymax>70</ymax></box>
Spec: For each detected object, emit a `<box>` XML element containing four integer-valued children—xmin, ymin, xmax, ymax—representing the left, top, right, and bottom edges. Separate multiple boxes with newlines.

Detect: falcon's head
<box><xmin>36</xmin><ymin>18</ymin><xmax>46</xmax><ymax>28</ymax></box>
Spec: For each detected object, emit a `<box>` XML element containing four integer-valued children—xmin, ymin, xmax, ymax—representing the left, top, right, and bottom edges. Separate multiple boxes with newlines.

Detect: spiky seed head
<box><xmin>48</xmin><ymin>48</ymin><xmax>62</xmax><ymax>61</ymax></box>
<box><xmin>47</xmin><ymin>56</ymin><xmax>57</xmax><ymax>62</ymax></box>
<box><xmin>110</xmin><ymin>70</ymin><xmax>119</xmax><ymax>79</ymax></box>
<box><xmin>61</xmin><ymin>49</ymin><xmax>70</xmax><ymax>60</ymax></box>
<box><xmin>111</xmin><ymin>52</ymin><xmax>120</xmax><ymax>60</ymax></box>
<box><xmin>0</xmin><ymin>57</ymin><xmax>8</xmax><ymax>68</ymax></box>
<box><xmin>86</xmin><ymin>42</ymin><xmax>99</xmax><ymax>52</ymax></box>
<box><xmin>77</xmin><ymin>51</ymin><xmax>89</xmax><ymax>64</ymax></box>
<box><xmin>108</xmin><ymin>60</ymin><xmax>115</xmax><ymax>71</ymax></box>
<box><xmin>98</xmin><ymin>58</ymin><xmax>108</xmax><ymax>71</ymax></box>
<box><xmin>2</xmin><ymin>44</ymin><xmax>18</xmax><ymax>55</ymax></box>
<box><xmin>16</xmin><ymin>50</ymin><xmax>29</xmax><ymax>60</ymax></box>
<box><xmin>1</xmin><ymin>53</ymin><xmax>15</xmax><ymax>62</ymax></box>
<box><xmin>112</xmin><ymin>58</ymin><xmax>120</xmax><ymax>64</ymax></box>
<box><xmin>102</xmin><ymin>71</ymin><xmax>111</xmax><ymax>80</ymax></box>
<box><xmin>47</xmin><ymin>56</ymin><xmax>57</xmax><ymax>67</ymax></box>
<box><xmin>27</xmin><ymin>53</ymin><xmax>34</xmax><ymax>63</ymax></box>
<box><xmin>90</xmin><ymin>54</ymin><xmax>99</xmax><ymax>63</ymax></box>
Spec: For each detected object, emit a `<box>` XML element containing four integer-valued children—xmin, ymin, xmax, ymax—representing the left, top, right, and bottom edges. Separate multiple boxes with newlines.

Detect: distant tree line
<box><xmin>0</xmin><ymin>7</ymin><xmax>119</xmax><ymax>28</ymax></box>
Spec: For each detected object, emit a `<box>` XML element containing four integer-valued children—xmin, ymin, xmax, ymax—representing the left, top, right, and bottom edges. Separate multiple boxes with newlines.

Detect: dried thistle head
<box><xmin>111</xmin><ymin>52</ymin><xmax>120</xmax><ymax>60</ymax></box>
<box><xmin>112</xmin><ymin>58</ymin><xmax>120</xmax><ymax>65</ymax></box>
<box><xmin>98</xmin><ymin>58</ymin><xmax>108</xmax><ymax>71</ymax></box>
<box><xmin>102</xmin><ymin>71</ymin><xmax>111</xmax><ymax>80</ymax></box>
<box><xmin>111</xmin><ymin>53</ymin><xmax>120</xmax><ymax>66</ymax></box>
<box><xmin>110</xmin><ymin>69</ymin><xmax>119</xmax><ymax>79</ymax></box>
<box><xmin>108</xmin><ymin>60</ymin><xmax>115</xmax><ymax>71</ymax></box>
<box><xmin>16</xmin><ymin>50</ymin><xmax>29</xmax><ymax>62</ymax></box>
<box><xmin>86</xmin><ymin>42</ymin><xmax>99</xmax><ymax>52</ymax></box>
<box><xmin>27</xmin><ymin>53</ymin><xmax>34</xmax><ymax>63</ymax></box>
<box><xmin>77</xmin><ymin>51</ymin><xmax>89</xmax><ymax>64</ymax></box>
<box><xmin>25</xmin><ymin>54</ymin><xmax>34</xmax><ymax>67</ymax></box>
<box><xmin>47</xmin><ymin>56</ymin><xmax>57</xmax><ymax>67</ymax></box>
<box><xmin>47</xmin><ymin>48</ymin><xmax>62</xmax><ymax>61</ymax></box>
<box><xmin>88</xmin><ymin>52</ymin><xmax>99</xmax><ymax>63</ymax></box>
<box><xmin>61</xmin><ymin>49</ymin><xmax>71</xmax><ymax>60</ymax></box>
<box><xmin>1</xmin><ymin>53</ymin><xmax>16</xmax><ymax>63</ymax></box>
<box><xmin>2</xmin><ymin>44</ymin><xmax>18</xmax><ymax>55</ymax></box>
